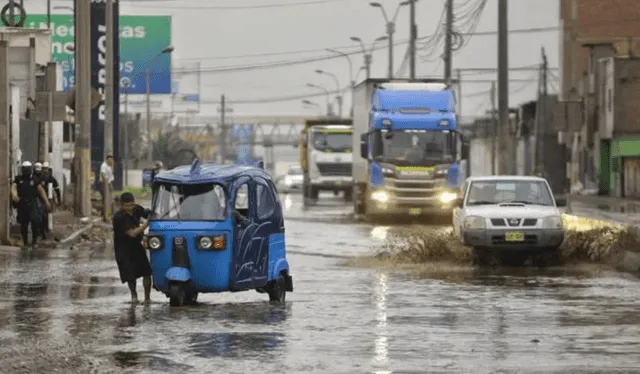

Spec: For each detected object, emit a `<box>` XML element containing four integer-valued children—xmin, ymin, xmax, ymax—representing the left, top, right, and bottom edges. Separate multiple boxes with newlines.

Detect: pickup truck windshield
<box><xmin>311</xmin><ymin>132</ymin><xmax>352</xmax><ymax>152</ymax></box>
<box><xmin>379</xmin><ymin>129</ymin><xmax>454</xmax><ymax>166</ymax></box>
<box><xmin>466</xmin><ymin>180</ymin><xmax>554</xmax><ymax>206</ymax></box>
<box><xmin>152</xmin><ymin>183</ymin><xmax>227</xmax><ymax>220</ymax></box>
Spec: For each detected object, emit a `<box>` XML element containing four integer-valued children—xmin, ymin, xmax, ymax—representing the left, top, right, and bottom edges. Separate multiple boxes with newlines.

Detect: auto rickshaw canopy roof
<box><xmin>153</xmin><ymin>161</ymin><xmax>272</xmax><ymax>185</ymax></box>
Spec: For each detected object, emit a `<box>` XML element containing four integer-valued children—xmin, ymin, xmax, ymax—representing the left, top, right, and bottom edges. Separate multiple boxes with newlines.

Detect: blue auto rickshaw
<box><xmin>145</xmin><ymin>159</ymin><xmax>293</xmax><ymax>306</ymax></box>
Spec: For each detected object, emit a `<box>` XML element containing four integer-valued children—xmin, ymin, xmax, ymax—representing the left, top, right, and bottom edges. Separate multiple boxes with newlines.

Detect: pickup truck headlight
<box><xmin>464</xmin><ymin>216</ymin><xmax>485</xmax><ymax>229</ymax></box>
<box><xmin>439</xmin><ymin>191</ymin><xmax>457</xmax><ymax>203</ymax></box>
<box><xmin>541</xmin><ymin>216</ymin><xmax>563</xmax><ymax>229</ymax></box>
<box><xmin>284</xmin><ymin>176</ymin><xmax>293</xmax><ymax>186</ymax></box>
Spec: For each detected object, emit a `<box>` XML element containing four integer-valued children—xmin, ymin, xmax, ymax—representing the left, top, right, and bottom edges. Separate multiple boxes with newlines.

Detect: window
<box><xmin>256</xmin><ymin>181</ymin><xmax>276</xmax><ymax>219</ymax></box>
<box><xmin>235</xmin><ymin>183</ymin><xmax>249</xmax><ymax>210</ymax></box>
<box><xmin>465</xmin><ymin>180</ymin><xmax>554</xmax><ymax>206</ymax></box>
<box><xmin>152</xmin><ymin>183</ymin><xmax>226</xmax><ymax>221</ymax></box>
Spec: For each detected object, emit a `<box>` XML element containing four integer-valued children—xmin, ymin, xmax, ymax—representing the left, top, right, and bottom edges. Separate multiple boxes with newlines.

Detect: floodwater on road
<box><xmin>1</xmin><ymin>193</ymin><xmax>640</xmax><ymax>373</ymax></box>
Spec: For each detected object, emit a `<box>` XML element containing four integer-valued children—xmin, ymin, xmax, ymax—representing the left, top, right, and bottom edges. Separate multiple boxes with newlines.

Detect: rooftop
<box><xmin>466</xmin><ymin>175</ymin><xmax>547</xmax><ymax>182</ymax></box>
<box><xmin>154</xmin><ymin>162</ymin><xmax>270</xmax><ymax>184</ymax></box>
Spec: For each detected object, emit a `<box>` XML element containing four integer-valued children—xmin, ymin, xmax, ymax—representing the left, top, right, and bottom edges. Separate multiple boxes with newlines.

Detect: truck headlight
<box><xmin>464</xmin><ymin>216</ymin><xmax>485</xmax><ymax>229</ymax></box>
<box><xmin>371</xmin><ymin>190</ymin><xmax>389</xmax><ymax>203</ymax></box>
<box><xmin>199</xmin><ymin>236</ymin><xmax>212</xmax><ymax>249</ymax></box>
<box><xmin>439</xmin><ymin>191</ymin><xmax>457</xmax><ymax>203</ymax></box>
<box><xmin>284</xmin><ymin>176</ymin><xmax>293</xmax><ymax>186</ymax></box>
<box><xmin>541</xmin><ymin>216</ymin><xmax>563</xmax><ymax>229</ymax></box>
<box><xmin>436</xmin><ymin>169</ymin><xmax>448</xmax><ymax>176</ymax></box>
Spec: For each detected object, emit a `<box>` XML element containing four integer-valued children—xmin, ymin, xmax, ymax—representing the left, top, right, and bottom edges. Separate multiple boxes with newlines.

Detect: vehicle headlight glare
<box><xmin>284</xmin><ymin>176</ymin><xmax>293</xmax><ymax>186</ymax></box>
<box><xmin>439</xmin><ymin>192</ymin><xmax>457</xmax><ymax>203</ymax></box>
<box><xmin>464</xmin><ymin>216</ymin><xmax>485</xmax><ymax>229</ymax></box>
<box><xmin>149</xmin><ymin>236</ymin><xmax>162</xmax><ymax>249</ymax></box>
<box><xmin>541</xmin><ymin>216</ymin><xmax>563</xmax><ymax>229</ymax></box>
<box><xmin>199</xmin><ymin>236</ymin><xmax>212</xmax><ymax>249</ymax></box>
<box><xmin>371</xmin><ymin>191</ymin><xmax>389</xmax><ymax>203</ymax></box>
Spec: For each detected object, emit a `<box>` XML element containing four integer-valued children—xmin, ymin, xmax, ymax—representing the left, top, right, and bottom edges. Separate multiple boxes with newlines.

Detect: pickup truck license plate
<box><xmin>409</xmin><ymin>208</ymin><xmax>421</xmax><ymax>215</ymax></box>
<box><xmin>505</xmin><ymin>231</ymin><xmax>524</xmax><ymax>242</ymax></box>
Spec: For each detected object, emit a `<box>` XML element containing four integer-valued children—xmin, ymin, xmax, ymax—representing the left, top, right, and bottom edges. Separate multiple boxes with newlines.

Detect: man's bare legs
<box><xmin>127</xmin><ymin>280</ymin><xmax>138</xmax><ymax>303</ymax></box>
<box><xmin>143</xmin><ymin>276</ymin><xmax>152</xmax><ymax>304</ymax></box>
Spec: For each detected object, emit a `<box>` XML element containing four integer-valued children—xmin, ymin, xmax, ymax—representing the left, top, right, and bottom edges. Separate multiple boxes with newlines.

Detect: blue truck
<box><xmin>351</xmin><ymin>79</ymin><xmax>469</xmax><ymax>221</ymax></box>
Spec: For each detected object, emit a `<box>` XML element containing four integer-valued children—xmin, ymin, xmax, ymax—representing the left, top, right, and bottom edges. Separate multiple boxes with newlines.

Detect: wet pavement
<box><xmin>567</xmin><ymin>195</ymin><xmax>640</xmax><ymax>226</ymax></box>
<box><xmin>1</xmin><ymin>194</ymin><xmax>640</xmax><ymax>373</ymax></box>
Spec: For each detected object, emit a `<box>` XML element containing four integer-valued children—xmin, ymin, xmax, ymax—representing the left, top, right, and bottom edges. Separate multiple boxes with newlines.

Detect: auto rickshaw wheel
<box><xmin>169</xmin><ymin>284</ymin><xmax>186</xmax><ymax>307</ymax></box>
<box><xmin>268</xmin><ymin>274</ymin><xmax>286</xmax><ymax>303</ymax></box>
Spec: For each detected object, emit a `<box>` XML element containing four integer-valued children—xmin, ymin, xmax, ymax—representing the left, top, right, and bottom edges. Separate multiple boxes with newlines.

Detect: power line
<box><xmin>178</xmin><ymin>25</ymin><xmax>560</xmax><ymax>62</ymax></box>
<box><xmin>123</xmin><ymin>0</ymin><xmax>356</xmax><ymax>9</ymax></box>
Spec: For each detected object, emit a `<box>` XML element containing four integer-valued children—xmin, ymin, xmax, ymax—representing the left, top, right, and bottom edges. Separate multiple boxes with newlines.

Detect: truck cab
<box><xmin>299</xmin><ymin>118</ymin><xmax>353</xmax><ymax>201</ymax></box>
<box><xmin>352</xmin><ymin>80</ymin><xmax>469</xmax><ymax>221</ymax></box>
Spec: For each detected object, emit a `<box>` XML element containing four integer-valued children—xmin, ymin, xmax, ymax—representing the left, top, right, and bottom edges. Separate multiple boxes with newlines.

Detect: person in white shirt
<box><xmin>99</xmin><ymin>155</ymin><xmax>115</xmax><ymax>215</ymax></box>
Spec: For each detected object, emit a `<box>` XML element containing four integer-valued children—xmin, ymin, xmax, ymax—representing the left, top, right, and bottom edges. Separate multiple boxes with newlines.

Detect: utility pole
<box><xmin>46</xmin><ymin>0</ymin><xmax>51</xmax><ymax>28</ymax></box>
<box><xmin>456</xmin><ymin>69</ymin><xmax>462</xmax><ymax>113</ymax></box>
<box><xmin>75</xmin><ymin>0</ymin><xmax>93</xmax><ymax>217</ymax></box>
<box><xmin>409</xmin><ymin>0</ymin><xmax>417</xmax><ymax>79</ymax></box>
<box><xmin>0</xmin><ymin>40</ymin><xmax>10</xmax><ymax>242</ymax></box>
<box><xmin>103</xmin><ymin>0</ymin><xmax>115</xmax><ymax>219</ymax></box>
<box><xmin>538</xmin><ymin>47</ymin><xmax>548</xmax><ymax>175</ymax></box>
<box><xmin>196</xmin><ymin>60</ymin><xmax>201</xmax><ymax>113</ymax></box>
<box><xmin>387</xmin><ymin>21</ymin><xmax>395</xmax><ymax>79</ymax></box>
<box><xmin>490</xmin><ymin>81</ymin><xmax>496</xmax><ymax>175</ymax></box>
<box><xmin>219</xmin><ymin>94</ymin><xmax>226</xmax><ymax>164</ymax></box>
<box><xmin>444</xmin><ymin>0</ymin><xmax>454</xmax><ymax>84</ymax></box>
<box><xmin>43</xmin><ymin>62</ymin><xmax>56</xmax><ymax>165</ymax></box>
<box><xmin>497</xmin><ymin>0</ymin><xmax>510</xmax><ymax>174</ymax></box>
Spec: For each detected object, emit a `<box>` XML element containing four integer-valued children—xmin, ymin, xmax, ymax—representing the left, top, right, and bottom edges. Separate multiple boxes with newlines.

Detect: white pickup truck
<box><xmin>452</xmin><ymin>175</ymin><xmax>566</xmax><ymax>267</ymax></box>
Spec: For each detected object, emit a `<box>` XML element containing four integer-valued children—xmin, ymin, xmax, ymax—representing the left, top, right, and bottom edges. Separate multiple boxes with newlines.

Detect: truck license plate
<box><xmin>505</xmin><ymin>231</ymin><xmax>524</xmax><ymax>242</ymax></box>
<box><xmin>409</xmin><ymin>208</ymin><xmax>421</xmax><ymax>215</ymax></box>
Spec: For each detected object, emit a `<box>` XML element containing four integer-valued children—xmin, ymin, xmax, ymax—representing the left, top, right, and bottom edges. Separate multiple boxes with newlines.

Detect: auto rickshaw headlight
<box><xmin>199</xmin><ymin>236</ymin><xmax>212</xmax><ymax>249</ymax></box>
<box><xmin>148</xmin><ymin>236</ymin><xmax>162</xmax><ymax>250</ymax></box>
<box><xmin>196</xmin><ymin>234</ymin><xmax>226</xmax><ymax>250</ymax></box>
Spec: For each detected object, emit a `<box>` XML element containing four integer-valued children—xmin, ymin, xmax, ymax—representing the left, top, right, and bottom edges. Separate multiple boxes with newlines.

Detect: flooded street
<box><xmin>1</xmin><ymin>194</ymin><xmax>640</xmax><ymax>373</ymax></box>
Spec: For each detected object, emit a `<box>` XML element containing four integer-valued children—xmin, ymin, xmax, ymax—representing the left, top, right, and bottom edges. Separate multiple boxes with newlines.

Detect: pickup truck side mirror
<box><xmin>555</xmin><ymin>197</ymin><xmax>567</xmax><ymax>207</ymax></box>
<box><xmin>460</xmin><ymin>141</ymin><xmax>470</xmax><ymax>160</ymax></box>
<box><xmin>359</xmin><ymin>133</ymin><xmax>368</xmax><ymax>159</ymax></box>
<box><xmin>454</xmin><ymin>197</ymin><xmax>464</xmax><ymax>208</ymax></box>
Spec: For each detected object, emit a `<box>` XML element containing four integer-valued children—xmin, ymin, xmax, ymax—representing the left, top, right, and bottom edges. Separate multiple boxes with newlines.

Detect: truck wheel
<box><xmin>311</xmin><ymin>187</ymin><xmax>319</xmax><ymax>200</ymax></box>
<box><xmin>353</xmin><ymin>186</ymin><xmax>365</xmax><ymax>214</ymax></box>
<box><xmin>344</xmin><ymin>189</ymin><xmax>353</xmax><ymax>202</ymax></box>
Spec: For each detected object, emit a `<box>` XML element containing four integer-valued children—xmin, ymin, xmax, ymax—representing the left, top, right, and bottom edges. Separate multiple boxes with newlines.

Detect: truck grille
<box><xmin>316</xmin><ymin>163</ymin><xmax>352</xmax><ymax>176</ymax></box>
<box><xmin>393</xmin><ymin>189</ymin><xmax>438</xmax><ymax>198</ymax></box>
<box><xmin>491</xmin><ymin>218</ymin><xmax>538</xmax><ymax>227</ymax></box>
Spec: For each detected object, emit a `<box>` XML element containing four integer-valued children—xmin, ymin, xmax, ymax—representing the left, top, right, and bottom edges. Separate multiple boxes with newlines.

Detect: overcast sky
<box><xmin>27</xmin><ymin>0</ymin><xmax>560</xmax><ymax>118</ymax></box>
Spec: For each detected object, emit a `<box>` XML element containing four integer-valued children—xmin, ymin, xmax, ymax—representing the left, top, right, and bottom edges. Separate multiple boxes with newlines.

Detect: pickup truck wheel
<box><xmin>472</xmin><ymin>247</ymin><xmax>491</xmax><ymax>267</ymax></box>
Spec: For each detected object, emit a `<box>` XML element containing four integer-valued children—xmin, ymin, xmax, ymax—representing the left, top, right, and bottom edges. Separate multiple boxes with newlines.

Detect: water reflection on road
<box><xmin>0</xmin><ymin>193</ymin><xmax>639</xmax><ymax>373</ymax></box>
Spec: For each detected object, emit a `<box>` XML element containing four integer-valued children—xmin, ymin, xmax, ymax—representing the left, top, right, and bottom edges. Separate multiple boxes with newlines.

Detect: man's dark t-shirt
<box><xmin>13</xmin><ymin>175</ymin><xmax>43</xmax><ymax>224</ymax></box>
<box><xmin>112</xmin><ymin>208</ymin><xmax>152</xmax><ymax>283</ymax></box>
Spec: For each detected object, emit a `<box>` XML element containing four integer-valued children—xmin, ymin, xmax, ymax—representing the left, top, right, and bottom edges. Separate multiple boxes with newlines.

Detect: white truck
<box><xmin>299</xmin><ymin>118</ymin><xmax>353</xmax><ymax>201</ymax></box>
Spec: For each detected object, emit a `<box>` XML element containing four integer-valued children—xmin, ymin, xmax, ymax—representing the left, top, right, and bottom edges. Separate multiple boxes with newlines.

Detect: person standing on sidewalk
<box><xmin>112</xmin><ymin>192</ymin><xmax>152</xmax><ymax>304</ymax></box>
<box><xmin>11</xmin><ymin>161</ymin><xmax>51</xmax><ymax>249</ymax></box>
<box><xmin>99</xmin><ymin>155</ymin><xmax>115</xmax><ymax>216</ymax></box>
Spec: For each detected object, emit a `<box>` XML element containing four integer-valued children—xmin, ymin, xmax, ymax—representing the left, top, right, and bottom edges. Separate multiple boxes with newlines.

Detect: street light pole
<box><xmin>350</xmin><ymin>36</ymin><xmax>388</xmax><ymax>79</ymax></box>
<box><xmin>307</xmin><ymin>83</ymin><xmax>332</xmax><ymax>116</ymax></box>
<box><xmin>143</xmin><ymin>46</ymin><xmax>174</xmax><ymax>162</ymax></box>
<box><xmin>315</xmin><ymin>69</ymin><xmax>342</xmax><ymax>117</ymax></box>
<box><xmin>104</xmin><ymin>0</ymin><xmax>114</xmax><ymax>157</ymax></box>
<box><xmin>370</xmin><ymin>1</ymin><xmax>409</xmax><ymax>79</ymax></box>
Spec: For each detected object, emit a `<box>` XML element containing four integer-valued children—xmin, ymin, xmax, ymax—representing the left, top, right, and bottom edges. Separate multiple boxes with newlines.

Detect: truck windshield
<box><xmin>466</xmin><ymin>180</ymin><xmax>554</xmax><ymax>206</ymax></box>
<box><xmin>379</xmin><ymin>130</ymin><xmax>454</xmax><ymax>166</ymax></box>
<box><xmin>311</xmin><ymin>132</ymin><xmax>352</xmax><ymax>152</ymax></box>
<box><xmin>151</xmin><ymin>183</ymin><xmax>227</xmax><ymax>221</ymax></box>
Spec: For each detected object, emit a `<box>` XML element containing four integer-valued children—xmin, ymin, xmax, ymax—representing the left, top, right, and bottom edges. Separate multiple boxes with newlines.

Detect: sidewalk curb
<box><xmin>59</xmin><ymin>217</ymin><xmax>102</xmax><ymax>245</ymax></box>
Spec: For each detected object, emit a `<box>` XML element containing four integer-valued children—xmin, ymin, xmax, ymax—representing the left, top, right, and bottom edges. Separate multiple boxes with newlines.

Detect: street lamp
<box><xmin>306</xmin><ymin>83</ymin><xmax>333</xmax><ymax>116</ymax></box>
<box><xmin>145</xmin><ymin>45</ymin><xmax>175</xmax><ymax>162</ymax></box>
<box><xmin>315</xmin><ymin>69</ymin><xmax>342</xmax><ymax>117</ymax></box>
<box><xmin>325</xmin><ymin>48</ymin><xmax>354</xmax><ymax>88</ymax></box>
<box><xmin>369</xmin><ymin>1</ymin><xmax>409</xmax><ymax>78</ymax></box>
<box><xmin>302</xmin><ymin>100</ymin><xmax>322</xmax><ymax>115</ymax></box>
<box><xmin>350</xmin><ymin>36</ymin><xmax>388</xmax><ymax>79</ymax></box>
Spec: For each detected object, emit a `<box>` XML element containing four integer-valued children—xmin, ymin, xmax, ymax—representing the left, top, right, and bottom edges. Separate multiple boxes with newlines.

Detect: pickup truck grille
<box><xmin>491</xmin><ymin>218</ymin><xmax>538</xmax><ymax>227</ymax></box>
<box><xmin>316</xmin><ymin>163</ymin><xmax>352</xmax><ymax>176</ymax></box>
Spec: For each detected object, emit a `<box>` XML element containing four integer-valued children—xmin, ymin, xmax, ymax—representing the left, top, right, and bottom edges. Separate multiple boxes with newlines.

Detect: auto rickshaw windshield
<box><xmin>151</xmin><ymin>182</ymin><xmax>227</xmax><ymax>221</ymax></box>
